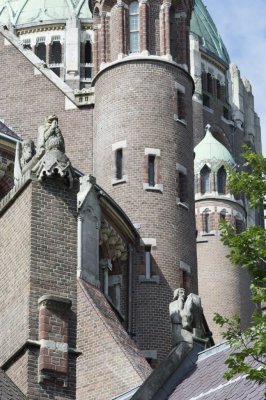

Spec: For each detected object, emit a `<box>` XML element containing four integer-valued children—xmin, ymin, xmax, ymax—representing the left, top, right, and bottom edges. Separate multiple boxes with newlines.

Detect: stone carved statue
<box><xmin>169</xmin><ymin>288</ymin><xmax>203</xmax><ymax>347</ymax></box>
<box><xmin>14</xmin><ymin>115</ymin><xmax>73</xmax><ymax>187</ymax></box>
<box><xmin>33</xmin><ymin>115</ymin><xmax>73</xmax><ymax>186</ymax></box>
<box><xmin>14</xmin><ymin>139</ymin><xmax>36</xmax><ymax>182</ymax></box>
<box><xmin>20</xmin><ymin>139</ymin><xmax>35</xmax><ymax>167</ymax></box>
<box><xmin>37</xmin><ymin>114</ymin><xmax>65</xmax><ymax>156</ymax></box>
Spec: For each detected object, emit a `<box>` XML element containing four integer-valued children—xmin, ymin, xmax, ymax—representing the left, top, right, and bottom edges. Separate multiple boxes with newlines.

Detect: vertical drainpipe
<box><xmin>128</xmin><ymin>244</ymin><xmax>133</xmax><ymax>336</ymax></box>
<box><xmin>77</xmin><ymin>215</ymin><xmax>83</xmax><ymax>277</ymax></box>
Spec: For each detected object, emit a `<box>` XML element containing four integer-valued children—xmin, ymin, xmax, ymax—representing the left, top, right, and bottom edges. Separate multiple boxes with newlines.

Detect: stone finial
<box><xmin>205</xmin><ymin>123</ymin><xmax>211</xmax><ymax>133</ymax></box>
<box><xmin>169</xmin><ymin>288</ymin><xmax>203</xmax><ymax>346</ymax></box>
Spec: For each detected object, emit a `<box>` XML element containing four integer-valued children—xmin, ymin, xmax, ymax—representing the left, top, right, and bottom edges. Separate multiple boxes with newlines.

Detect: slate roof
<box><xmin>0</xmin><ymin>369</ymin><xmax>27</xmax><ymax>400</ymax></box>
<box><xmin>169</xmin><ymin>342</ymin><xmax>265</xmax><ymax>400</ymax></box>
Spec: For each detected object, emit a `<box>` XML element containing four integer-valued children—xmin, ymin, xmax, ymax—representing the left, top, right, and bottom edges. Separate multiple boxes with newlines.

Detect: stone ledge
<box><xmin>138</xmin><ymin>275</ymin><xmax>160</xmax><ymax>284</ymax></box>
<box><xmin>143</xmin><ymin>183</ymin><xmax>163</xmax><ymax>193</ymax></box>
<box><xmin>38</xmin><ymin>295</ymin><xmax>72</xmax><ymax>311</ymax></box>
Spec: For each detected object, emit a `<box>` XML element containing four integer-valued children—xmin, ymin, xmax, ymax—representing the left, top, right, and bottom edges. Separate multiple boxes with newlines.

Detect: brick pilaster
<box><xmin>139</xmin><ymin>0</ymin><xmax>149</xmax><ymax>53</ymax></box>
<box><xmin>38</xmin><ymin>295</ymin><xmax>72</xmax><ymax>386</ymax></box>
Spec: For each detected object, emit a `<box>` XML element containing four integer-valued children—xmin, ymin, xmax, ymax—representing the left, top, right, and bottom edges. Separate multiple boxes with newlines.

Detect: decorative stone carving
<box><xmin>14</xmin><ymin>116</ymin><xmax>73</xmax><ymax>187</ymax></box>
<box><xmin>33</xmin><ymin>115</ymin><xmax>73</xmax><ymax>186</ymax></box>
<box><xmin>169</xmin><ymin>288</ymin><xmax>203</xmax><ymax>346</ymax></box>
<box><xmin>14</xmin><ymin>138</ymin><xmax>37</xmax><ymax>182</ymax></box>
<box><xmin>99</xmin><ymin>220</ymin><xmax>128</xmax><ymax>261</ymax></box>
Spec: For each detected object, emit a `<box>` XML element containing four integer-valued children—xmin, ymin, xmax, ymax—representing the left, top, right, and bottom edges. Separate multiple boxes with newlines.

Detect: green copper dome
<box><xmin>194</xmin><ymin>125</ymin><xmax>235</xmax><ymax>165</ymax></box>
<box><xmin>190</xmin><ymin>0</ymin><xmax>230</xmax><ymax>64</ymax></box>
<box><xmin>0</xmin><ymin>0</ymin><xmax>91</xmax><ymax>26</ymax></box>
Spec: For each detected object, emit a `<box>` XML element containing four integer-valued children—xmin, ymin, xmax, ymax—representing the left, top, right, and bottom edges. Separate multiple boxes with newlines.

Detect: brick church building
<box><xmin>0</xmin><ymin>0</ymin><xmax>263</xmax><ymax>399</ymax></box>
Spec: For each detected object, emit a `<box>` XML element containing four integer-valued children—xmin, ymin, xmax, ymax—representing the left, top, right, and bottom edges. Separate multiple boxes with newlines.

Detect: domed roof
<box><xmin>194</xmin><ymin>125</ymin><xmax>235</xmax><ymax>165</ymax></box>
<box><xmin>190</xmin><ymin>0</ymin><xmax>230</xmax><ymax>65</ymax></box>
<box><xmin>0</xmin><ymin>0</ymin><xmax>91</xmax><ymax>26</ymax></box>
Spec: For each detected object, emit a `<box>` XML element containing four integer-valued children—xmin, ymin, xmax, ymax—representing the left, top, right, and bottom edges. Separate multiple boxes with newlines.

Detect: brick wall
<box><xmin>0</xmin><ymin>176</ymin><xmax>78</xmax><ymax>399</ymax></box>
<box><xmin>93</xmin><ymin>59</ymin><xmax>197</xmax><ymax>361</ymax></box>
<box><xmin>0</xmin><ymin>32</ymin><xmax>93</xmax><ymax>174</ymax></box>
<box><xmin>0</xmin><ymin>183</ymin><xmax>32</xmax><ymax>366</ymax></box>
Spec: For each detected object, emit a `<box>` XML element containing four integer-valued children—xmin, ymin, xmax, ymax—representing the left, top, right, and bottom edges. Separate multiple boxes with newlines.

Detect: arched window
<box><xmin>235</xmin><ymin>216</ymin><xmax>244</xmax><ymax>234</ymax></box>
<box><xmin>217</xmin><ymin>166</ymin><xmax>226</xmax><ymax>194</ymax></box>
<box><xmin>51</xmin><ymin>41</ymin><xmax>62</xmax><ymax>64</ymax></box>
<box><xmin>202</xmin><ymin>209</ymin><xmax>211</xmax><ymax>233</ymax></box>
<box><xmin>85</xmin><ymin>40</ymin><xmax>92</xmax><ymax>64</ymax></box>
<box><xmin>36</xmin><ymin>41</ymin><xmax>46</xmax><ymax>62</ymax></box>
<box><xmin>219</xmin><ymin>209</ymin><xmax>226</xmax><ymax>221</ymax></box>
<box><xmin>200</xmin><ymin>165</ymin><xmax>211</xmax><ymax>194</ymax></box>
<box><xmin>129</xmin><ymin>1</ymin><xmax>140</xmax><ymax>53</ymax></box>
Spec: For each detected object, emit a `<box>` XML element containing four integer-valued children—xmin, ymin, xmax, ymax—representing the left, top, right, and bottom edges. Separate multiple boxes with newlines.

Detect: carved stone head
<box><xmin>20</xmin><ymin>139</ymin><xmax>35</xmax><ymax>166</ymax></box>
<box><xmin>173</xmin><ymin>287</ymin><xmax>186</xmax><ymax>302</ymax></box>
<box><xmin>46</xmin><ymin>114</ymin><xmax>58</xmax><ymax>124</ymax></box>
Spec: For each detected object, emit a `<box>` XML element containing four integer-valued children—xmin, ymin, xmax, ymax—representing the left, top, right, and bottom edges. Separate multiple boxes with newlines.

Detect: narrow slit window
<box><xmin>145</xmin><ymin>246</ymin><xmax>152</xmax><ymax>279</ymax></box>
<box><xmin>217</xmin><ymin>166</ymin><xmax>226</xmax><ymax>194</ymax></box>
<box><xmin>148</xmin><ymin>155</ymin><xmax>155</xmax><ymax>187</ymax></box>
<box><xmin>116</xmin><ymin>149</ymin><xmax>123</xmax><ymax>180</ymax></box>
<box><xmin>129</xmin><ymin>1</ymin><xmax>140</xmax><ymax>53</ymax></box>
<box><xmin>177</xmin><ymin>91</ymin><xmax>185</xmax><ymax>121</ymax></box>
<box><xmin>217</xmin><ymin>80</ymin><xmax>221</xmax><ymax>99</ymax></box>
<box><xmin>177</xmin><ymin>172</ymin><xmax>187</xmax><ymax>203</ymax></box>
<box><xmin>203</xmin><ymin>211</ymin><xmax>211</xmax><ymax>233</ymax></box>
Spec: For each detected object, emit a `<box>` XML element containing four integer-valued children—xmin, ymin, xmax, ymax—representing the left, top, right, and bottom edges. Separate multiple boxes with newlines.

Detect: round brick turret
<box><xmin>194</xmin><ymin>126</ymin><xmax>253</xmax><ymax>342</ymax></box>
<box><xmin>92</xmin><ymin>0</ymin><xmax>196</xmax><ymax>361</ymax></box>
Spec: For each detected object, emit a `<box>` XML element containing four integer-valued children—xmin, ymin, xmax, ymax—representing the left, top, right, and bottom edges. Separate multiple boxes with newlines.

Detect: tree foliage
<box><xmin>213</xmin><ymin>146</ymin><xmax>266</xmax><ymax>392</ymax></box>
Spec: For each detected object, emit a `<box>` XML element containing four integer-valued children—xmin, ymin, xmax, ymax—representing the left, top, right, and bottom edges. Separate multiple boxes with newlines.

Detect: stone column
<box><xmin>117</xmin><ymin>1</ymin><xmax>125</xmax><ymax>57</ymax></box>
<box><xmin>100</xmin><ymin>12</ymin><xmax>107</xmax><ymax>65</ymax></box>
<box><xmin>159</xmin><ymin>5</ymin><xmax>165</xmax><ymax>55</ymax></box>
<box><xmin>65</xmin><ymin>16</ymin><xmax>81</xmax><ymax>89</ymax></box>
<box><xmin>164</xmin><ymin>2</ymin><xmax>171</xmax><ymax>56</ymax></box>
<box><xmin>93</xmin><ymin>25</ymin><xmax>99</xmax><ymax>74</ymax></box>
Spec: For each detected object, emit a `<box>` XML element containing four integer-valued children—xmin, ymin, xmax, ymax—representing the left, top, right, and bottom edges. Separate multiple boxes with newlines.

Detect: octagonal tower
<box><xmin>91</xmin><ymin>0</ymin><xmax>197</xmax><ymax>362</ymax></box>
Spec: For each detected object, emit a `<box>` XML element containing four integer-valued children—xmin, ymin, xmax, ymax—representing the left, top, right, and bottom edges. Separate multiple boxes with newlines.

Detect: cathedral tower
<box><xmin>91</xmin><ymin>0</ymin><xmax>197</xmax><ymax>361</ymax></box>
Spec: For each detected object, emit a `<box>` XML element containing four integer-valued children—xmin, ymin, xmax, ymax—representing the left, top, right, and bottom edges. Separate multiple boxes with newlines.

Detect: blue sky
<box><xmin>203</xmin><ymin>0</ymin><xmax>266</xmax><ymax>155</ymax></box>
